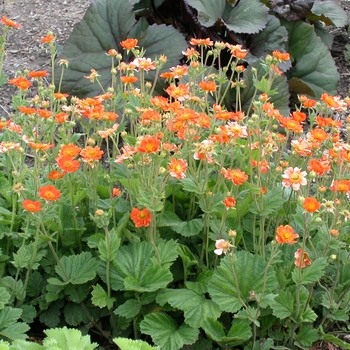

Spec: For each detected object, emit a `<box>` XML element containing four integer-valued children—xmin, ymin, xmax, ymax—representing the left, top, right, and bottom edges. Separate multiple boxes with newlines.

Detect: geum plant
<box><xmin>1</xmin><ymin>16</ymin><xmax>350</xmax><ymax>350</ymax></box>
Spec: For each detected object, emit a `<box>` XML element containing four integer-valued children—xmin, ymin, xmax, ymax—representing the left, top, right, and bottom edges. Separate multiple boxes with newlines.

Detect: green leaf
<box><xmin>43</xmin><ymin>326</ymin><xmax>98</xmax><ymax>349</ymax></box>
<box><xmin>124</xmin><ymin>265</ymin><xmax>173</xmax><ymax>292</ymax></box>
<box><xmin>106</xmin><ymin>241</ymin><xmax>174</xmax><ymax>292</ymax></box>
<box><xmin>11</xmin><ymin>246</ymin><xmax>31</xmax><ymax>269</ymax></box>
<box><xmin>54</xmin><ymin>252</ymin><xmax>99</xmax><ymax>285</ymax></box>
<box><xmin>39</xmin><ymin>301</ymin><xmax>63</xmax><ymax>328</ymax></box>
<box><xmin>0</xmin><ymin>288</ymin><xmax>10</xmax><ymax>309</ymax></box>
<box><xmin>140</xmin><ymin>313</ymin><xmax>199</xmax><ymax>350</ymax></box>
<box><xmin>295</xmin><ymin>325</ymin><xmax>319</xmax><ymax>347</ymax></box>
<box><xmin>114</xmin><ymin>299</ymin><xmax>141</xmax><ymax>319</ymax></box>
<box><xmin>91</xmin><ymin>284</ymin><xmax>116</xmax><ymax>309</ymax></box>
<box><xmin>63</xmin><ymin>302</ymin><xmax>89</xmax><ymax>327</ymax></box>
<box><xmin>185</xmin><ymin>271</ymin><xmax>213</xmax><ymax>295</ymax></box>
<box><xmin>285</xmin><ymin>20</ymin><xmax>339</xmax><ymax>98</ymax></box>
<box><xmin>291</xmin><ymin>257</ymin><xmax>327</xmax><ymax>285</ymax></box>
<box><xmin>185</xmin><ymin>0</ymin><xmax>226</xmax><ymax>27</ymax></box>
<box><xmin>208</xmin><ymin>251</ymin><xmax>277</xmax><ymax>313</ymax></box>
<box><xmin>249</xmin><ymin>186</ymin><xmax>287</xmax><ymax>216</ymax></box>
<box><xmin>270</xmin><ymin>289</ymin><xmax>294</xmax><ymax>319</ymax></box>
<box><xmin>114</xmin><ymin>337</ymin><xmax>159</xmax><ymax>350</ymax></box>
<box><xmin>224</xmin><ymin>0</ymin><xmax>269</xmax><ymax>34</ymax></box>
<box><xmin>201</xmin><ymin>317</ymin><xmax>252</xmax><ymax>346</ymax></box>
<box><xmin>0</xmin><ymin>323</ymin><xmax>29</xmax><ymax>342</ymax></box>
<box><xmin>158</xmin><ymin>212</ymin><xmax>204</xmax><ymax>237</ymax></box>
<box><xmin>179</xmin><ymin>178</ymin><xmax>205</xmax><ymax>195</ymax></box>
<box><xmin>311</xmin><ymin>0</ymin><xmax>348</xmax><ymax>27</ymax></box>
<box><xmin>156</xmin><ymin>289</ymin><xmax>221</xmax><ymax>328</ymax></box>
<box><xmin>98</xmin><ymin>228</ymin><xmax>121</xmax><ymax>262</ymax></box>
<box><xmin>10</xmin><ymin>339</ymin><xmax>44</xmax><ymax>349</ymax></box>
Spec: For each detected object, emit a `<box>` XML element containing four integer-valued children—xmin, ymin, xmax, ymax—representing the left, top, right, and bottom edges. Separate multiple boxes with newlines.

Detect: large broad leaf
<box><xmin>48</xmin><ymin>252</ymin><xmax>98</xmax><ymax>286</ymax></box>
<box><xmin>140</xmin><ymin>313</ymin><xmax>199</xmax><ymax>350</ymax></box>
<box><xmin>208</xmin><ymin>251</ymin><xmax>277</xmax><ymax>313</ymax></box>
<box><xmin>311</xmin><ymin>0</ymin><xmax>348</xmax><ymax>27</ymax></box>
<box><xmin>201</xmin><ymin>317</ymin><xmax>252</xmax><ymax>347</ymax></box>
<box><xmin>285</xmin><ymin>20</ymin><xmax>339</xmax><ymax>98</ymax></box>
<box><xmin>55</xmin><ymin>0</ymin><xmax>187</xmax><ymax>97</ymax></box>
<box><xmin>102</xmin><ymin>240</ymin><xmax>176</xmax><ymax>292</ymax></box>
<box><xmin>248</xmin><ymin>15</ymin><xmax>289</xmax><ymax>61</ymax></box>
<box><xmin>224</xmin><ymin>0</ymin><xmax>269</xmax><ymax>34</ymax></box>
<box><xmin>114</xmin><ymin>337</ymin><xmax>159</xmax><ymax>350</ymax></box>
<box><xmin>185</xmin><ymin>0</ymin><xmax>226</xmax><ymax>27</ymax></box>
<box><xmin>156</xmin><ymin>289</ymin><xmax>221</xmax><ymax>328</ymax></box>
<box><xmin>291</xmin><ymin>257</ymin><xmax>327</xmax><ymax>285</ymax></box>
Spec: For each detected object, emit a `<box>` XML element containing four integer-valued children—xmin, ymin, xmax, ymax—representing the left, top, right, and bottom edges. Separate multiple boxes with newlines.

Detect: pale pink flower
<box><xmin>214</xmin><ymin>239</ymin><xmax>234</xmax><ymax>256</ymax></box>
<box><xmin>282</xmin><ymin>167</ymin><xmax>307</xmax><ymax>191</ymax></box>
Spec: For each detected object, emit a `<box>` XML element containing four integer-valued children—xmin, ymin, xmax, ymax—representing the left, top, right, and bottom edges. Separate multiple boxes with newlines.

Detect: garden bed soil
<box><xmin>1</xmin><ymin>0</ymin><xmax>350</xmax><ymax>349</ymax></box>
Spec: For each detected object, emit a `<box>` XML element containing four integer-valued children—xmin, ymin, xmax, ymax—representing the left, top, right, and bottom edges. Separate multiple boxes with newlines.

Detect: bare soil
<box><xmin>1</xmin><ymin>1</ymin><xmax>350</xmax><ymax>349</ymax></box>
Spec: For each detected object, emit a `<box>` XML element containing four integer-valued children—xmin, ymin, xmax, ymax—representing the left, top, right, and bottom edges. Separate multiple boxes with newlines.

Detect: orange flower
<box><xmin>308</xmin><ymin>158</ymin><xmax>330</xmax><ymax>176</ymax></box>
<box><xmin>18</xmin><ymin>106</ymin><xmax>36</xmax><ymax>115</ymax></box>
<box><xmin>58</xmin><ymin>144</ymin><xmax>82</xmax><ymax>158</ymax></box>
<box><xmin>120</xmin><ymin>76</ymin><xmax>138</xmax><ymax>84</ymax></box>
<box><xmin>166</xmin><ymin>84</ymin><xmax>190</xmax><ymax>101</ymax></box>
<box><xmin>54</xmin><ymin>92</ymin><xmax>69</xmax><ymax>99</ymax></box>
<box><xmin>27</xmin><ymin>70</ymin><xmax>49</xmax><ymax>78</ymax></box>
<box><xmin>320</xmin><ymin>93</ymin><xmax>347</xmax><ymax>111</ymax></box>
<box><xmin>168</xmin><ymin>158</ymin><xmax>188</xmax><ymax>179</ymax></box>
<box><xmin>37</xmin><ymin>109</ymin><xmax>52</xmax><ymax>119</ymax></box>
<box><xmin>227</xmin><ymin>44</ymin><xmax>248</xmax><ymax>59</ymax></box>
<box><xmin>308</xmin><ymin>128</ymin><xmax>329</xmax><ymax>143</ymax></box>
<box><xmin>41</xmin><ymin>35</ymin><xmax>55</xmax><ymax>43</ymax></box>
<box><xmin>137</xmin><ymin>135</ymin><xmax>161</xmax><ymax>154</ymax></box>
<box><xmin>189</xmin><ymin>38</ymin><xmax>213</xmax><ymax>46</ymax></box>
<box><xmin>55</xmin><ymin>112</ymin><xmax>69</xmax><ymax>123</ymax></box>
<box><xmin>330</xmin><ymin>179</ymin><xmax>350</xmax><ymax>192</ymax></box>
<box><xmin>39</xmin><ymin>185</ymin><xmax>61</xmax><ymax>201</ymax></box>
<box><xmin>120</xmin><ymin>38</ymin><xmax>138</xmax><ymax>50</ymax></box>
<box><xmin>294</xmin><ymin>248</ymin><xmax>312</xmax><ymax>268</ymax></box>
<box><xmin>291</xmin><ymin>111</ymin><xmax>307</xmax><ymax>123</ymax></box>
<box><xmin>282</xmin><ymin>167</ymin><xmax>307</xmax><ymax>191</ymax></box>
<box><xmin>223</xmin><ymin>197</ymin><xmax>236</xmax><ymax>208</ymax></box>
<box><xmin>48</xmin><ymin>170</ymin><xmax>66</xmax><ymax>179</ymax></box>
<box><xmin>22</xmin><ymin>200</ymin><xmax>42</xmax><ymax>212</ymax></box>
<box><xmin>112</xmin><ymin>188</ymin><xmax>121</xmax><ymax>197</ymax></box>
<box><xmin>291</xmin><ymin>139</ymin><xmax>312</xmax><ymax>157</ymax></box>
<box><xmin>330</xmin><ymin>229</ymin><xmax>339</xmax><ymax>237</ymax></box>
<box><xmin>276</xmin><ymin>225</ymin><xmax>299</xmax><ymax>244</ymax></box>
<box><xmin>139</xmin><ymin>109</ymin><xmax>161</xmax><ymax>125</ymax></box>
<box><xmin>57</xmin><ymin>156</ymin><xmax>80</xmax><ymax>173</ymax></box>
<box><xmin>28</xmin><ymin>142</ymin><xmax>54</xmax><ymax>151</ymax></box>
<box><xmin>80</xmin><ymin>146</ymin><xmax>104</xmax><ymax>162</ymax></box>
<box><xmin>199</xmin><ymin>81</ymin><xmax>217</xmax><ymax>92</ymax></box>
<box><xmin>170</xmin><ymin>65</ymin><xmax>189</xmax><ymax>78</ymax></box>
<box><xmin>221</xmin><ymin>168</ymin><xmax>248</xmax><ymax>185</ymax></box>
<box><xmin>279</xmin><ymin>117</ymin><xmax>303</xmax><ymax>133</ymax></box>
<box><xmin>272</xmin><ymin>50</ymin><xmax>290</xmax><ymax>61</ymax></box>
<box><xmin>130</xmin><ymin>208</ymin><xmax>152</xmax><ymax>228</ymax></box>
<box><xmin>303</xmin><ymin>197</ymin><xmax>321</xmax><ymax>213</ymax></box>
<box><xmin>1</xmin><ymin>16</ymin><xmax>21</xmax><ymax>28</ymax></box>
<box><xmin>8</xmin><ymin>76</ymin><xmax>32</xmax><ymax>90</ymax></box>
<box><xmin>299</xmin><ymin>95</ymin><xmax>316</xmax><ymax>108</ymax></box>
